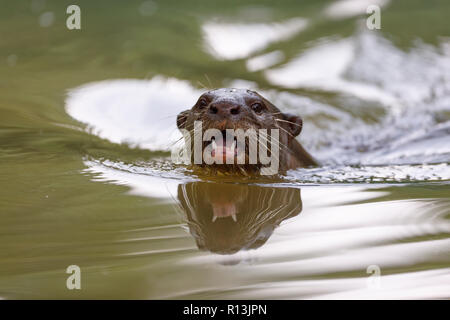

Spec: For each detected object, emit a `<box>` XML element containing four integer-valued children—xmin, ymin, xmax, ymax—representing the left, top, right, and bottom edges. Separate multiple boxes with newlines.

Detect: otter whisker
<box><xmin>158</xmin><ymin>113</ymin><xmax>184</xmax><ymax>121</ymax></box>
<box><xmin>197</xmin><ymin>80</ymin><xmax>208</xmax><ymax>90</ymax></box>
<box><xmin>269</xmin><ymin>112</ymin><xmax>284</xmax><ymax>116</ymax></box>
<box><xmin>256</xmin><ymin>135</ymin><xmax>281</xmax><ymax>166</ymax></box>
<box><xmin>204</xmin><ymin>74</ymin><xmax>212</xmax><ymax>88</ymax></box>
<box><xmin>275</xmin><ymin>118</ymin><xmax>302</xmax><ymax>127</ymax></box>
<box><xmin>258</xmin><ymin>131</ymin><xmax>290</xmax><ymax>155</ymax></box>
<box><xmin>275</xmin><ymin>123</ymin><xmax>296</xmax><ymax>139</ymax></box>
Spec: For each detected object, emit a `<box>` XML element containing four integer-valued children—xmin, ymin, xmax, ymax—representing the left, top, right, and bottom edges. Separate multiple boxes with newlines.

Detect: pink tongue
<box><xmin>212</xmin><ymin>202</ymin><xmax>236</xmax><ymax>218</ymax></box>
<box><xmin>211</xmin><ymin>141</ymin><xmax>235</xmax><ymax>160</ymax></box>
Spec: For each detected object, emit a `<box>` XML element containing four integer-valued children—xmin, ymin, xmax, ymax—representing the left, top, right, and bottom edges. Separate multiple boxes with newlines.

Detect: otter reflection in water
<box><xmin>177</xmin><ymin>182</ymin><xmax>302</xmax><ymax>254</ymax></box>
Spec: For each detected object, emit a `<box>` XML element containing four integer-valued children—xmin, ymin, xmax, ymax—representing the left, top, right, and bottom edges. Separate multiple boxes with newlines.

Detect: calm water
<box><xmin>1</xmin><ymin>0</ymin><xmax>449</xmax><ymax>299</ymax></box>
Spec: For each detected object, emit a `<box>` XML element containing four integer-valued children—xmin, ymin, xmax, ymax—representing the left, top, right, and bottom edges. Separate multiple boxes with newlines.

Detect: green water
<box><xmin>0</xmin><ymin>0</ymin><xmax>449</xmax><ymax>299</ymax></box>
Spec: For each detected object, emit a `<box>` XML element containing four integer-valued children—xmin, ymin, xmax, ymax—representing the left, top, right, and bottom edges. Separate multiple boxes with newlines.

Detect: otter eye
<box><xmin>198</xmin><ymin>98</ymin><xmax>208</xmax><ymax>109</ymax></box>
<box><xmin>251</xmin><ymin>103</ymin><xmax>263</xmax><ymax>114</ymax></box>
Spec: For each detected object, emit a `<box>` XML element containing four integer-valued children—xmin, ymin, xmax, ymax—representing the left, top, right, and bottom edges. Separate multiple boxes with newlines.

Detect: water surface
<box><xmin>0</xmin><ymin>0</ymin><xmax>449</xmax><ymax>299</ymax></box>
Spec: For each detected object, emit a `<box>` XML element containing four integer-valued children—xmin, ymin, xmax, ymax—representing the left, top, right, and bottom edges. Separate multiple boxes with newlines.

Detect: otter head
<box><xmin>176</xmin><ymin>88</ymin><xmax>303</xmax><ymax>174</ymax></box>
<box><xmin>178</xmin><ymin>182</ymin><xmax>302</xmax><ymax>255</ymax></box>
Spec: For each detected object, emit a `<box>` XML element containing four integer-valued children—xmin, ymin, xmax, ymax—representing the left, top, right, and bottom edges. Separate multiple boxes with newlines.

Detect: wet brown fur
<box><xmin>177</xmin><ymin>88</ymin><xmax>317</xmax><ymax>174</ymax></box>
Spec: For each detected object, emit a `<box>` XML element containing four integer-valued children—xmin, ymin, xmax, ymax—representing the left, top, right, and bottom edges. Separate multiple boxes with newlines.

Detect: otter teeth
<box><xmin>230</xmin><ymin>140</ymin><xmax>236</xmax><ymax>150</ymax></box>
<box><xmin>211</xmin><ymin>213</ymin><xmax>237</xmax><ymax>222</ymax></box>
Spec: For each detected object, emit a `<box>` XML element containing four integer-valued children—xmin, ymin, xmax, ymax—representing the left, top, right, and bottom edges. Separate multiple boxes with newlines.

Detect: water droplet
<box><xmin>6</xmin><ymin>54</ymin><xmax>17</xmax><ymax>67</ymax></box>
<box><xmin>139</xmin><ymin>1</ymin><xmax>157</xmax><ymax>16</ymax></box>
<box><xmin>39</xmin><ymin>11</ymin><xmax>54</xmax><ymax>28</ymax></box>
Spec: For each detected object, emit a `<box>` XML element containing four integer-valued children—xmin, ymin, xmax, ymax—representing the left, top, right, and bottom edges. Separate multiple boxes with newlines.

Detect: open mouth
<box><xmin>206</xmin><ymin>130</ymin><xmax>240</xmax><ymax>163</ymax></box>
<box><xmin>211</xmin><ymin>201</ymin><xmax>237</xmax><ymax>222</ymax></box>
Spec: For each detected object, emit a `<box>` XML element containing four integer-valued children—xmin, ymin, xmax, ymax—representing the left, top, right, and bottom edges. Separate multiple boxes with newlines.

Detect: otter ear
<box><xmin>177</xmin><ymin>110</ymin><xmax>190</xmax><ymax>129</ymax></box>
<box><xmin>281</xmin><ymin>113</ymin><xmax>303</xmax><ymax>137</ymax></box>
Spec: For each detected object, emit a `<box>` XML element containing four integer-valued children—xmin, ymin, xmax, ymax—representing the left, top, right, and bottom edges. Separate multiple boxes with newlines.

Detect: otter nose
<box><xmin>209</xmin><ymin>103</ymin><xmax>241</xmax><ymax>117</ymax></box>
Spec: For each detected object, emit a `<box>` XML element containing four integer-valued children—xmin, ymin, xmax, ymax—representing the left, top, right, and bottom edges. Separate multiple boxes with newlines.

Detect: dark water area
<box><xmin>0</xmin><ymin>0</ymin><xmax>449</xmax><ymax>299</ymax></box>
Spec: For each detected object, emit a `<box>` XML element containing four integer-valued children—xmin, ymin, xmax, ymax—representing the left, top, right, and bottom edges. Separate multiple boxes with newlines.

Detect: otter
<box><xmin>178</xmin><ymin>182</ymin><xmax>302</xmax><ymax>254</ymax></box>
<box><xmin>176</xmin><ymin>88</ymin><xmax>317</xmax><ymax>174</ymax></box>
